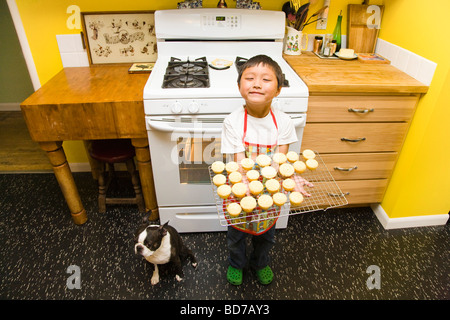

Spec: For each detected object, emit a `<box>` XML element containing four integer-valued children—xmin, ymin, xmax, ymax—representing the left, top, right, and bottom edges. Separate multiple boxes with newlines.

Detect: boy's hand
<box><xmin>294</xmin><ymin>176</ymin><xmax>313</xmax><ymax>197</ymax></box>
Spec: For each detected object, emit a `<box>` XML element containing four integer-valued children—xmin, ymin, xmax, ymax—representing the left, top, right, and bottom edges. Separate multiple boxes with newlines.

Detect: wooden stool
<box><xmin>89</xmin><ymin>139</ymin><xmax>145</xmax><ymax>213</ymax></box>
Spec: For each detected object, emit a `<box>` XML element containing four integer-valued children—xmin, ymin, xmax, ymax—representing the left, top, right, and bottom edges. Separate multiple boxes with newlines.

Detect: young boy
<box><xmin>221</xmin><ymin>55</ymin><xmax>310</xmax><ymax>285</ymax></box>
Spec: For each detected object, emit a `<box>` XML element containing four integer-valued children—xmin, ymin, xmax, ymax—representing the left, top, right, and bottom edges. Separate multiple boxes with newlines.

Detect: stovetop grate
<box><xmin>162</xmin><ymin>57</ymin><xmax>210</xmax><ymax>88</ymax></box>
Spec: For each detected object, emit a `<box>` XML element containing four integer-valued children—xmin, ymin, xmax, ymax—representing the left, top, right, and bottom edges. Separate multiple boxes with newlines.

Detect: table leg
<box><xmin>131</xmin><ymin>138</ymin><xmax>159</xmax><ymax>220</ymax></box>
<box><xmin>39</xmin><ymin>141</ymin><xmax>87</xmax><ymax>225</ymax></box>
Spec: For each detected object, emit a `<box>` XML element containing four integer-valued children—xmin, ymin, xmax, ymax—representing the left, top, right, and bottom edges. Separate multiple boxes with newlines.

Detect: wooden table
<box><xmin>21</xmin><ymin>65</ymin><xmax>157</xmax><ymax>225</ymax></box>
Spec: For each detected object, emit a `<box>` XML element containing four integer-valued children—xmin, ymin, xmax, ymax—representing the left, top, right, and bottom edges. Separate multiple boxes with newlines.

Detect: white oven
<box><xmin>144</xmin><ymin>9</ymin><xmax>309</xmax><ymax>233</ymax></box>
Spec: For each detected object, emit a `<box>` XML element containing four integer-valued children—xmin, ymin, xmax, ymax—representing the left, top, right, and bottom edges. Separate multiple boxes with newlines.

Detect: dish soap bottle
<box><xmin>332</xmin><ymin>10</ymin><xmax>342</xmax><ymax>52</ymax></box>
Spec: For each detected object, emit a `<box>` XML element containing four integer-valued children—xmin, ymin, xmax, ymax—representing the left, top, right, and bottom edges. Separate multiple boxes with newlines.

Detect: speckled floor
<box><xmin>0</xmin><ymin>173</ymin><xmax>448</xmax><ymax>300</ymax></box>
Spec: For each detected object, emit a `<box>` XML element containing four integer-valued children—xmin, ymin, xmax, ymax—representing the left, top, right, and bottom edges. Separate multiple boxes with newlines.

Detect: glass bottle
<box><xmin>332</xmin><ymin>11</ymin><xmax>342</xmax><ymax>52</ymax></box>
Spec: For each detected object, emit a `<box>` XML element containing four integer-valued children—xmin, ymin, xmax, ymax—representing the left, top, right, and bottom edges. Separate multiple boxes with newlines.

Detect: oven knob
<box><xmin>171</xmin><ymin>102</ymin><xmax>182</xmax><ymax>113</ymax></box>
<box><xmin>188</xmin><ymin>101</ymin><xmax>200</xmax><ymax>113</ymax></box>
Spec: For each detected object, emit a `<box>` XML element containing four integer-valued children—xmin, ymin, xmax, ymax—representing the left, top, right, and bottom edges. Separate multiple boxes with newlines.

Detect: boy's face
<box><xmin>238</xmin><ymin>63</ymin><xmax>281</xmax><ymax>112</ymax></box>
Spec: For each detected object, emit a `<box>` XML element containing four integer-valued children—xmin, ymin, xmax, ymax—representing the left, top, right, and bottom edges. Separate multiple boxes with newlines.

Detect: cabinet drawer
<box><xmin>307</xmin><ymin>95</ymin><xmax>418</xmax><ymax>122</ymax></box>
<box><xmin>304</xmin><ymin>179</ymin><xmax>387</xmax><ymax>207</ymax></box>
<box><xmin>302</xmin><ymin>123</ymin><xmax>409</xmax><ymax>153</ymax></box>
<box><xmin>329</xmin><ymin>179</ymin><xmax>388</xmax><ymax>205</ymax></box>
<box><xmin>320</xmin><ymin>153</ymin><xmax>397</xmax><ymax>180</ymax></box>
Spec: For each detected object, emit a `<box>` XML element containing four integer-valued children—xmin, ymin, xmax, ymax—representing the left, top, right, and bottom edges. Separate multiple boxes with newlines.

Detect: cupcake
<box><xmin>272</xmin><ymin>192</ymin><xmax>287</xmax><ymax>206</ymax></box>
<box><xmin>228</xmin><ymin>171</ymin><xmax>242</xmax><ymax>184</ymax></box>
<box><xmin>213</xmin><ymin>174</ymin><xmax>226</xmax><ymax>186</ymax></box>
<box><xmin>227</xmin><ymin>202</ymin><xmax>242</xmax><ymax>217</ymax></box>
<box><xmin>240</xmin><ymin>196</ymin><xmax>257</xmax><ymax>213</ymax></box>
<box><xmin>282</xmin><ymin>178</ymin><xmax>296</xmax><ymax>192</ymax></box>
<box><xmin>272</xmin><ymin>152</ymin><xmax>287</xmax><ymax>165</ymax></box>
<box><xmin>226</xmin><ymin>161</ymin><xmax>239</xmax><ymax>173</ymax></box>
<box><xmin>249</xmin><ymin>180</ymin><xmax>264</xmax><ymax>196</ymax></box>
<box><xmin>279</xmin><ymin>163</ymin><xmax>294</xmax><ymax>178</ymax></box>
<box><xmin>256</xmin><ymin>154</ymin><xmax>271</xmax><ymax>167</ymax></box>
<box><xmin>302</xmin><ymin>149</ymin><xmax>316</xmax><ymax>161</ymax></box>
<box><xmin>265</xmin><ymin>178</ymin><xmax>280</xmax><ymax>194</ymax></box>
<box><xmin>289</xmin><ymin>191</ymin><xmax>304</xmax><ymax>206</ymax></box>
<box><xmin>286</xmin><ymin>151</ymin><xmax>299</xmax><ymax>163</ymax></box>
<box><xmin>211</xmin><ymin>161</ymin><xmax>225</xmax><ymax>174</ymax></box>
<box><xmin>217</xmin><ymin>184</ymin><xmax>231</xmax><ymax>199</ymax></box>
<box><xmin>293</xmin><ymin>160</ymin><xmax>306</xmax><ymax>174</ymax></box>
<box><xmin>231</xmin><ymin>182</ymin><xmax>247</xmax><ymax>198</ymax></box>
<box><xmin>240</xmin><ymin>158</ymin><xmax>254</xmax><ymax>171</ymax></box>
<box><xmin>246</xmin><ymin>169</ymin><xmax>260</xmax><ymax>181</ymax></box>
<box><xmin>306</xmin><ymin>159</ymin><xmax>319</xmax><ymax>170</ymax></box>
<box><xmin>258</xmin><ymin>194</ymin><xmax>273</xmax><ymax>210</ymax></box>
<box><xmin>261</xmin><ymin>166</ymin><xmax>277</xmax><ymax>179</ymax></box>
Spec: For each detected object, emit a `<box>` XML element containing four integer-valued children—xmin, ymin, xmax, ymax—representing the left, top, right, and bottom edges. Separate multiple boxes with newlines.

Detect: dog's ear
<box><xmin>159</xmin><ymin>221</ymin><xmax>169</xmax><ymax>236</ymax></box>
<box><xmin>141</xmin><ymin>213</ymin><xmax>152</xmax><ymax>225</ymax></box>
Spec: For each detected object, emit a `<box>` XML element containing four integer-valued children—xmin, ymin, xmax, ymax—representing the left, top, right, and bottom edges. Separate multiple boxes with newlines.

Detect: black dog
<box><xmin>134</xmin><ymin>221</ymin><xmax>197</xmax><ymax>285</ymax></box>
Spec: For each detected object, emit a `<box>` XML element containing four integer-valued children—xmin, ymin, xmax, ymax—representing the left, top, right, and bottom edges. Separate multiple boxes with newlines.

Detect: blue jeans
<box><xmin>227</xmin><ymin>226</ymin><xmax>276</xmax><ymax>270</ymax></box>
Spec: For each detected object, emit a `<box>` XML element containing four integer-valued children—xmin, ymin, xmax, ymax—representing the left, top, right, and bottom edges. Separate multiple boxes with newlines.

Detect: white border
<box><xmin>371</xmin><ymin>204</ymin><xmax>449</xmax><ymax>229</ymax></box>
<box><xmin>6</xmin><ymin>0</ymin><xmax>40</xmax><ymax>90</ymax></box>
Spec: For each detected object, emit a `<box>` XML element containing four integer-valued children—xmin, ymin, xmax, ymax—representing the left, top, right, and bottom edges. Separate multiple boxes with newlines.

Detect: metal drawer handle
<box><xmin>341</xmin><ymin>137</ymin><xmax>366</xmax><ymax>142</ymax></box>
<box><xmin>334</xmin><ymin>166</ymin><xmax>358</xmax><ymax>171</ymax></box>
<box><xmin>328</xmin><ymin>192</ymin><xmax>350</xmax><ymax>197</ymax></box>
<box><xmin>348</xmin><ymin>108</ymin><xmax>374</xmax><ymax>113</ymax></box>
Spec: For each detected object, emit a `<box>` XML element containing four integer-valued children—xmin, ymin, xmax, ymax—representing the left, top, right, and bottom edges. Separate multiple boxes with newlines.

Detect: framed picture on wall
<box><xmin>81</xmin><ymin>11</ymin><xmax>157</xmax><ymax>65</ymax></box>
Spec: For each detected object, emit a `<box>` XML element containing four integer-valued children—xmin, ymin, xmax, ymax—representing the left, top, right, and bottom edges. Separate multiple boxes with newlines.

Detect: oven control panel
<box><xmin>202</xmin><ymin>14</ymin><xmax>241</xmax><ymax>30</ymax></box>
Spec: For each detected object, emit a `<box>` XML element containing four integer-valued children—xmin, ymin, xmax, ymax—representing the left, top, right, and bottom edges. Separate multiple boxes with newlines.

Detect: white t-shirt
<box><xmin>221</xmin><ymin>106</ymin><xmax>298</xmax><ymax>154</ymax></box>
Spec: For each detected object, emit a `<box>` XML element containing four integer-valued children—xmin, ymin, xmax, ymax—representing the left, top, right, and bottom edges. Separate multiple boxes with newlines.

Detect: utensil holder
<box><xmin>284</xmin><ymin>27</ymin><xmax>308</xmax><ymax>55</ymax></box>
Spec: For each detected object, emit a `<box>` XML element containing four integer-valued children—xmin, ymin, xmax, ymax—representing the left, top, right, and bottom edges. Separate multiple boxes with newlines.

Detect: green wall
<box><xmin>0</xmin><ymin>0</ymin><xmax>34</xmax><ymax>104</ymax></box>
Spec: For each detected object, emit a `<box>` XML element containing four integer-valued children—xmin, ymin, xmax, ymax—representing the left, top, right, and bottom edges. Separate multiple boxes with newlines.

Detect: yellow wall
<box><xmin>378</xmin><ymin>0</ymin><xmax>450</xmax><ymax>218</ymax></box>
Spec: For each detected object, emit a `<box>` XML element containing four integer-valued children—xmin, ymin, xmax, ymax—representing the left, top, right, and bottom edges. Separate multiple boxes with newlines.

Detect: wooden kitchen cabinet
<box><xmin>301</xmin><ymin>95</ymin><xmax>418</xmax><ymax>206</ymax></box>
<box><xmin>285</xmin><ymin>52</ymin><xmax>427</xmax><ymax>207</ymax></box>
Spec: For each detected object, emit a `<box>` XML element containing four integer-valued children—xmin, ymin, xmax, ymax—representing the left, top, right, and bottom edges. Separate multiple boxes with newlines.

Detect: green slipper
<box><xmin>227</xmin><ymin>265</ymin><xmax>243</xmax><ymax>285</ymax></box>
<box><xmin>255</xmin><ymin>266</ymin><xmax>273</xmax><ymax>285</ymax></box>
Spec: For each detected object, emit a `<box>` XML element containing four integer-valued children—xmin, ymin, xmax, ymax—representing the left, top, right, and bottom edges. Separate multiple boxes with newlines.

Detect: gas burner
<box><xmin>162</xmin><ymin>57</ymin><xmax>210</xmax><ymax>88</ymax></box>
<box><xmin>234</xmin><ymin>56</ymin><xmax>290</xmax><ymax>88</ymax></box>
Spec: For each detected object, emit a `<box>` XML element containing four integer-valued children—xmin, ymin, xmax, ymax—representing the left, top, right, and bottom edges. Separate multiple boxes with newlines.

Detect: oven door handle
<box><xmin>147</xmin><ymin>120</ymin><xmax>223</xmax><ymax>134</ymax></box>
<box><xmin>291</xmin><ymin>115</ymin><xmax>306</xmax><ymax>128</ymax></box>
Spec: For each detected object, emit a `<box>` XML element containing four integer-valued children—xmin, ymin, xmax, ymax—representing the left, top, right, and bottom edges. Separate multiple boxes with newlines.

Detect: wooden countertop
<box><xmin>284</xmin><ymin>52</ymin><xmax>429</xmax><ymax>94</ymax></box>
<box><xmin>22</xmin><ymin>65</ymin><xmax>148</xmax><ymax>105</ymax></box>
<box><xmin>21</xmin><ymin>57</ymin><xmax>428</xmax><ymax>142</ymax></box>
<box><xmin>21</xmin><ymin>65</ymin><xmax>149</xmax><ymax>141</ymax></box>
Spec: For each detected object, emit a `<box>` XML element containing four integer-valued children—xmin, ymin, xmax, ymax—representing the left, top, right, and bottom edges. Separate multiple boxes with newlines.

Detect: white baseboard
<box><xmin>0</xmin><ymin>103</ymin><xmax>21</xmax><ymax>111</ymax></box>
<box><xmin>371</xmin><ymin>204</ymin><xmax>449</xmax><ymax>229</ymax></box>
<box><xmin>68</xmin><ymin>162</ymin><xmax>91</xmax><ymax>172</ymax></box>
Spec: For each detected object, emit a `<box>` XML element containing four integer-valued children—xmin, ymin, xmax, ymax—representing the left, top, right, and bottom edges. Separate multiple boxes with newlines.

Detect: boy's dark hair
<box><xmin>237</xmin><ymin>54</ymin><xmax>283</xmax><ymax>89</ymax></box>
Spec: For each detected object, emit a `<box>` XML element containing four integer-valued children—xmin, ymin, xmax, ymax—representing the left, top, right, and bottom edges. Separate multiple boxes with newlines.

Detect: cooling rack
<box><xmin>209</xmin><ymin>152</ymin><xmax>348</xmax><ymax>228</ymax></box>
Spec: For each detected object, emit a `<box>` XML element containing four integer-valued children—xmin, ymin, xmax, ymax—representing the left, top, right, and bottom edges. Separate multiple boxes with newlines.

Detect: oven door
<box><xmin>146</xmin><ymin>115</ymin><xmax>226</xmax><ymax>207</ymax></box>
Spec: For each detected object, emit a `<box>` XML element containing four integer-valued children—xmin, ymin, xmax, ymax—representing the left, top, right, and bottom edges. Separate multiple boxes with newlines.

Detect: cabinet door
<box><xmin>295</xmin><ymin>179</ymin><xmax>388</xmax><ymax>208</ymax></box>
<box><xmin>302</xmin><ymin>123</ymin><xmax>409</xmax><ymax>153</ymax></box>
<box><xmin>336</xmin><ymin>179</ymin><xmax>388</xmax><ymax>204</ymax></box>
<box><xmin>307</xmin><ymin>95</ymin><xmax>418</xmax><ymax>122</ymax></box>
<box><xmin>320</xmin><ymin>153</ymin><xmax>397</xmax><ymax>180</ymax></box>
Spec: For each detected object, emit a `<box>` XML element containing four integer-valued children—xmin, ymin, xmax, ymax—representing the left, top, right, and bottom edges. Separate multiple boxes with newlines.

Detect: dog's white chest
<box><xmin>144</xmin><ymin>234</ymin><xmax>171</xmax><ymax>265</ymax></box>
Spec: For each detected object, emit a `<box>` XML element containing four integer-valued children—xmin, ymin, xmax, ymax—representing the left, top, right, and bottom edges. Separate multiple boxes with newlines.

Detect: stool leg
<box><xmin>98</xmin><ymin>162</ymin><xmax>107</xmax><ymax>213</ymax></box>
<box><xmin>126</xmin><ymin>159</ymin><xmax>145</xmax><ymax>213</ymax></box>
